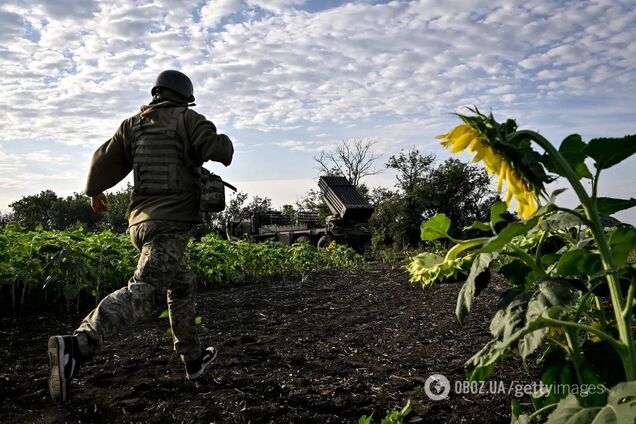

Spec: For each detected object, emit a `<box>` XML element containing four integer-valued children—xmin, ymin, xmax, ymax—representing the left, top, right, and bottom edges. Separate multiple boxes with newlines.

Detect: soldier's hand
<box><xmin>91</xmin><ymin>193</ymin><xmax>109</xmax><ymax>212</ymax></box>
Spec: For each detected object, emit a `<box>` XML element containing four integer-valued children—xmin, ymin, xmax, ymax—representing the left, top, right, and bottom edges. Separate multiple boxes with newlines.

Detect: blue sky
<box><xmin>1</xmin><ymin>0</ymin><xmax>635</xmax><ymax>224</ymax></box>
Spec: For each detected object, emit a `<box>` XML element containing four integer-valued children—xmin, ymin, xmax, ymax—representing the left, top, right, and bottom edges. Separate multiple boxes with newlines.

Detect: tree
<box><xmin>9</xmin><ymin>190</ymin><xmax>100</xmax><ymax>230</ymax></box>
<box><xmin>314</xmin><ymin>138</ymin><xmax>381</xmax><ymax>187</ymax></box>
<box><xmin>368</xmin><ymin>187</ymin><xmax>404</xmax><ymax>248</ymax></box>
<box><xmin>371</xmin><ymin>150</ymin><xmax>499</xmax><ymax>247</ymax></box>
<box><xmin>384</xmin><ymin>149</ymin><xmax>436</xmax><ymax>246</ymax></box>
<box><xmin>96</xmin><ymin>184</ymin><xmax>133</xmax><ymax>233</ymax></box>
<box><xmin>421</xmin><ymin>158</ymin><xmax>500</xmax><ymax>234</ymax></box>
<box><xmin>295</xmin><ymin>188</ymin><xmax>330</xmax><ymax>225</ymax></box>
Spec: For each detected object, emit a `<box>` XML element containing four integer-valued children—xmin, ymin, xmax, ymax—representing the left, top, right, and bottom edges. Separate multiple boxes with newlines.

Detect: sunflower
<box><xmin>437</xmin><ymin>116</ymin><xmax>541</xmax><ymax>219</ymax></box>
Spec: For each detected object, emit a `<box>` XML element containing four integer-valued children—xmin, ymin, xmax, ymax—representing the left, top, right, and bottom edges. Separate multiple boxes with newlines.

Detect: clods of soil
<box><xmin>0</xmin><ymin>264</ymin><xmax>537</xmax><ymax>423</ymax></box>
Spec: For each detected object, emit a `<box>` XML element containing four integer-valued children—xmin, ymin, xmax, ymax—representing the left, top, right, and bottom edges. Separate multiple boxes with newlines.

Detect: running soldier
<box><xmin>48</xmin><ymin>70</ymin><xmax>234</xmax><ymax>403</ymax></box>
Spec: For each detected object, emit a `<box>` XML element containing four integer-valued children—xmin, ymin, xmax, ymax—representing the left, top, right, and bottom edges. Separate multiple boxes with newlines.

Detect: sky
<box><xmin>1</xmin><ymin>0</ymin><xmax>635</xmax><ymax>224</ymax></box>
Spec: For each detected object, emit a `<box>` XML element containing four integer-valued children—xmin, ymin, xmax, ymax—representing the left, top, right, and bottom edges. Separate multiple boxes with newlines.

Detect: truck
<box><xmin>226</xmin><ymin>176</ymin><xmax>374</xmax><ymax>252</ymax></box>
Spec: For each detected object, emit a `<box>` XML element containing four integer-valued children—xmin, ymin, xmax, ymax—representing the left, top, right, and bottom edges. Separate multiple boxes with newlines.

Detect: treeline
<box><xmin>0</xmin><ymin>145</ymin><xmax>505</xmax><ymax>248</ymax></box>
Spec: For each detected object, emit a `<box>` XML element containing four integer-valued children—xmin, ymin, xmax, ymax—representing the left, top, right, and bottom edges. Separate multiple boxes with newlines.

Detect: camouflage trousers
<box><xmin>74</xmin><ymin>220</ymin><xmax>201</xmax><ymax>362</ymax></box>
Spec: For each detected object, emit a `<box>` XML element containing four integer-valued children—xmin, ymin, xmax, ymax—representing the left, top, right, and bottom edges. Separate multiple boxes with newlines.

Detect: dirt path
<box><xmin>0</xmin><ymin>265</ymin><xmax>536</xmax><ymax>423</ymax></box>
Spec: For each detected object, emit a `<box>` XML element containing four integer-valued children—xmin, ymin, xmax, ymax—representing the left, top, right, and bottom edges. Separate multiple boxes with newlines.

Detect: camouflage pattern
<box><xmin>74</xmin><ymin>220</ymin><xmax>201</xmax><ymax>362</ymax></box>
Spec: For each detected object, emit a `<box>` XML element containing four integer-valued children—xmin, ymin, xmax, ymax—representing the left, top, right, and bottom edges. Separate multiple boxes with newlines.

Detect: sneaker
<box><xmin>185</xmin><ymin>347</ymin><xmax>217</xmax><ymax>380</ymax></box>
<box><xmin>48</xmin><ymin>335</ymin><xmax>80</xmax><ymax>403</ymax></box>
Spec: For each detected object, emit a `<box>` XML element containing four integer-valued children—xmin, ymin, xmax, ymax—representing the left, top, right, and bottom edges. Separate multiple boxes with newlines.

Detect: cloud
<box><xmin>273</xmin><ymin>139</ymin><xmax>333</xmax><ymax>152</ymax></box>
<box><xmin>0</xmin><ymin>9</ymin><xmax>27</xmax><ymax>43</ymax></box>
<box><xmin>200</xmin><ymin>0</ymin><xmax>244</xmax><ymax>27</ymax></box>
<box><xmin>0</xmin><ymin>0</ymin><xmax>635</xmax><ymax>222</ymax></box>
<box><xmin>3</xmin><ymin>0</ymin><xmax>635</xmax><ymax>141</ymax></box>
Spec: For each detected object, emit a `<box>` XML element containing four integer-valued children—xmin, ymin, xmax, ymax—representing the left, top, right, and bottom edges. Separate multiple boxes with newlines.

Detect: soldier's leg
<box><xmin>167</xmin><ymin>263</ymin><xmax>201</xmax><ymax>362</ymax></box>
<box><xmin>74</xmin><ymin>222</ymin><xmax>189</xmax><ymax>357</ymax></box>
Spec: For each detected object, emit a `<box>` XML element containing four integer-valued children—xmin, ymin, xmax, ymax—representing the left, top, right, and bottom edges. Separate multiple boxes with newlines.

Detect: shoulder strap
<box><xmin>177</xmin><ymin>108</ymin><xmax>197</xmax><ymax>168</ymax></box>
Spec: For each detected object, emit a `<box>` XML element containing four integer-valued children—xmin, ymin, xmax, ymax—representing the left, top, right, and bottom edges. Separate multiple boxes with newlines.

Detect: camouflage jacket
<box><xmin>84</xmin><ymin>100</ymin><xmax>234</xmax><ymax>226</ymax></box>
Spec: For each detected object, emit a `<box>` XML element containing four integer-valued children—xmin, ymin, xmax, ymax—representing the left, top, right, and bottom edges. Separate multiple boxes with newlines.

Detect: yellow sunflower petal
<box><xmin>497</xmin><ymin>162</ymin><xmax>507</xmax><ymax>192</ymax></box>
<box><xmin>505</xmin><ymin>187</ymin><xmax>513</xmax><ymax>204</ymax></box>
<box><xmin>449</xmin><ymin>132</ymin><xmax>473</xmax><ymax>153</ymax></box>
<box><xmin>467</xmin><ymin>137</ymin><xmax>481</xmax><ymax>154</ymax></box>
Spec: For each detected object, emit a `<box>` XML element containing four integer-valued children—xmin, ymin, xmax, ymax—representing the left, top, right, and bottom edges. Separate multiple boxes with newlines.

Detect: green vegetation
<box><xmin>408</xmin><ymin>109</ymin><xmax>636</xmax><ymax>423</ymax></box>
<box><xmin>0</xmin><ymin>224</ymin><xmax>362</xmax><ymax>312</ymax></box>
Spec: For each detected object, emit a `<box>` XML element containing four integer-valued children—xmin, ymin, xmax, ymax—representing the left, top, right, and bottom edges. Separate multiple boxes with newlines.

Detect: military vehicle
<box><xmin>226</xmin><ymin>176</ymin><xmax>374</xmax><ymax>252</ymax></box>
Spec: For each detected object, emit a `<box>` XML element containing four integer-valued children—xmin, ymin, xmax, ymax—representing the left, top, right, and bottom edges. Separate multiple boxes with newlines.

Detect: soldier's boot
<box><xmin>48</xmin><ymin>335</ymin><xmax>81</xmax><ymax>403</ymax></box>
<box><xmin>185</xmin><ymin>346</ymin><xmax>217</xmax><ymax>380</ymax></box>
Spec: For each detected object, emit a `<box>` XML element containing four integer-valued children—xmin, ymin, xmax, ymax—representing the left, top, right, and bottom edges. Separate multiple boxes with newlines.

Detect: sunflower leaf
<box><xmin>456</xmin><ymin>252</ymin><xmax>497</xmax><ymax>324</ymax></box>
<box><xmin>478</xmin><ymin>218</ymin><xmax>538</xmax><ymax>253</ymax></box>
<box><xmin>490</xmin><ymin>201</ymin><xmax>508</xmax><ymax>227</ymax></box>
<box><xmin>545</xmin><ymin>381</ymin><xmax>636</xmax><ymax>424</ymax></box>
<box><xmin>594</xmin><ymin>197</ymin><xmax>636</xmax><ymax>215</ymax></box>
<box><xmin>558</xmin><ymin>134</ymin><xmax>593</xmax><ymax>180</ymax></box>
<box><xmin>420</xmin><ymin>214</ymin><xmax>451</xmax><ymax>241</ymax></box>
<box><xmin>583</xmin><ymin>134</ymin><xmax>636</xmax><ymax>170</ymax></box>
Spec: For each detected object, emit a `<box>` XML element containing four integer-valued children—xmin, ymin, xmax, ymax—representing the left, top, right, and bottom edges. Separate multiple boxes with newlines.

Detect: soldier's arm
<box><xmin>184</xmin><ymin>110</ymin><xmax>234</xmax><ymax>167</ymax></box>
<box><xmin>84</xmin><ymin>120</ymin><xmax>133</xmax><ymax>197</ymax></box>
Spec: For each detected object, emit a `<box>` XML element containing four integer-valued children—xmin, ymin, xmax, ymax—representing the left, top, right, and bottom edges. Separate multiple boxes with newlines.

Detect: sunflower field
<box><xmin>0</xmin><ymin>223</ymin><xmax>363</xmax><ymax>312</ymax></box>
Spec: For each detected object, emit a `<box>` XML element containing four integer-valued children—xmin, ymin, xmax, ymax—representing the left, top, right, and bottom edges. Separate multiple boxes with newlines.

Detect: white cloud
<box><xmin>0</xmin><ymin>0</ymin><xmax>635</xmax><ymax>222</ymax></box>
<box><xmin>200</xmin><ymin>0</ymin><xmax>244</xmax><ymax>27</ymax></box>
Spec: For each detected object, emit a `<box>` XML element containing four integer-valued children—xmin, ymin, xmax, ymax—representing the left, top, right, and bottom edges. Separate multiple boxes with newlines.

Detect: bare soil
<box><xmin>0</xmin><ymin>264</ymin><xmax>537</xmax><ymax>423</ymax></box>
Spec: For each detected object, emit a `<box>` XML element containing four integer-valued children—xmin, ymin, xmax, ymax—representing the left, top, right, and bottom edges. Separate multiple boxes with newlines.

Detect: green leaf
<box><xmin>420</xmin><ymin>214</ymin><xmax>451</xmax><ymax>241</ymax></box>
<box><xmin>358</xmin><ymin>415</ymin><xmax>373</xmax><ymax>424</ymax></box>
<box><xmin>456</xmin><ymin>252</ymin><xmax>497</xmax><ymax>324</ymax></box>
<box><xmin>158</xmin><ymin>310</ymin><xmax>170</xmax><ymax>319</ymax></box>
<box><xmin>556</xmin><ymin>250</ymin><xmax>603</xmax><ymax>277</ymax></box>
<box><xmin>490</xmin><ymin>201</ymin><xmax>508</xmax><ymax>227</ymax></box>
<box><xmin>466</xmin><ymin>279</ymin><xmax>580</xmax><ymax>381</ymax></box>
<box><xmin>194</xmin><ymin>316</ymin><xmax>203</xmax><ymax>326</ymax></box>
<box><xmin>595</xmin><ymin>197</ymin><xmax>636</xmax><ymax>216</ymax></box>
<box><xmin>465</xmin><ymin>338</ymin><xmax>505</xmax><ymax>381</ymax></box>
<box><xmin>466</xmin><ymin>289</ymin><xmax>532</xmax><ymax>381</ymax></box>
<box><xmin>546</xmin><ymin>381</ymin><xmax>636</xmax><ymax>424</ymax></box>
<box><xmin>520</xmin><ymin>279</ymin><xmax>581</xmax><ymax>359</ymax></box>
<box><xmin>608</xmin><ymin>227</ymin><xmax>636</xmax><ymax>267</ymax></box>
<box><xmin>540</xmin><ymin>210</ymin><xmax>586</xmax><ymax>231</ymax></box>
<box><xmin>499</xmin><ymin>260</ymin><xmax>532</xmax><ymax>285</ymax></box>
<box><xmin>559</xmin><ymin>134</ymin><xmax>593</xmax><ymax>179</ymax></box>
<box><xmin>464</xmin><ymin>220</ymin><xmax>491</xmax><ymax>232</ymax></box>
<box><xmin>583</xmin><ymin>134</ymin><xmax>636</xmax><ymax>171</ymax></box>
<box><xmin>478</xmin><ymin>218</ymin><xmax>538</xmax><ymax>253</ymax></box>
<box><xmin>546</xmin><ymin>394</ymin><xmax>600</xmax><ymax>423</ymax></box>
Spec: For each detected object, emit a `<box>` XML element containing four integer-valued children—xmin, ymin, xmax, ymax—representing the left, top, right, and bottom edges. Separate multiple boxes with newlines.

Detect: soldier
<box><xmin>47</xmin><ymin>70</ymin><xmax>234</xmax><ymax>403</ymax></box>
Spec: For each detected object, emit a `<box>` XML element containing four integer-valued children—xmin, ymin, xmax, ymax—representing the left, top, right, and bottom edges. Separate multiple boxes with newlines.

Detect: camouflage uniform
<box><xmin>74</xmin><ymin>220</ymin><xmax>200</xmax><ymax>361</ymax></box>
<box><xmin>76</xmin><ymin>96</ymin><xmax>233</xmax><ymax>363</ymax></box>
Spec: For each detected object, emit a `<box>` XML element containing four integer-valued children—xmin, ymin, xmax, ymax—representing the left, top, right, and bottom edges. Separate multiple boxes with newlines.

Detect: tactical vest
<box><xmin>130</xmin><ymin>107</ymin><xmax>196</xmax><ymax>196</ymax></box>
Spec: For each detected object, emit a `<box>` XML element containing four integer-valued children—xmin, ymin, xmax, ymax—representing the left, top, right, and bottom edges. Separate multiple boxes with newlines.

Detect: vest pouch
<box><xmin>199</xmin><ymin>167</ymin><xmax>236</xmax><ymax>213</ymax></box>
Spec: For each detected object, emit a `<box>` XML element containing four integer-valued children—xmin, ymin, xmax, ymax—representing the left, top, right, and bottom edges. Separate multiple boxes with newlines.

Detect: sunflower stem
<box><xmin>564</xmin><ymin>328</ymin><xmax>585</xmax><ymax>386</ymax></box>
<box><xmin>444</xmin><ymin>237</ymin><xmax>489</xmax><ymax>261</ymax></box>
<box><xmin>511</xmin><ymin>129</ymin><xmax>636</xmax><ymax>380</ymax></box>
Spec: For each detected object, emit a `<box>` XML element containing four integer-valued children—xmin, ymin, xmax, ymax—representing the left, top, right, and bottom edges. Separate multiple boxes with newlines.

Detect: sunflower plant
<box><xmin>408</xmin><ymin>108</ymin><xmax>636</xmax><ymax>423</ymax></box>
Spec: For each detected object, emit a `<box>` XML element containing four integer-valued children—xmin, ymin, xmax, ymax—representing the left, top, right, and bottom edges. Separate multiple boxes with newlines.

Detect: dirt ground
<box><xmin>0</xmin><ymin>264</ymin><xmax>538</xmax><ymax>423</ymax></box>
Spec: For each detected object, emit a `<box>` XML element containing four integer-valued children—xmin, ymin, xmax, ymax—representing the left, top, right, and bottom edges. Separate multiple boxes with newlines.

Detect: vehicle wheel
<box><xmin>317</xmin><ymin>235</ymin><xmax>333</xmax><ymax>249</ymax></box>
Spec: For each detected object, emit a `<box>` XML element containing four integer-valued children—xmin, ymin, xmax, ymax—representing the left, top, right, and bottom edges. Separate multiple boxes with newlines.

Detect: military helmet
<box><xmin>151</xmin><ymin>70</ymin><xmax>195</xmax><ymax>102</ymax></box>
